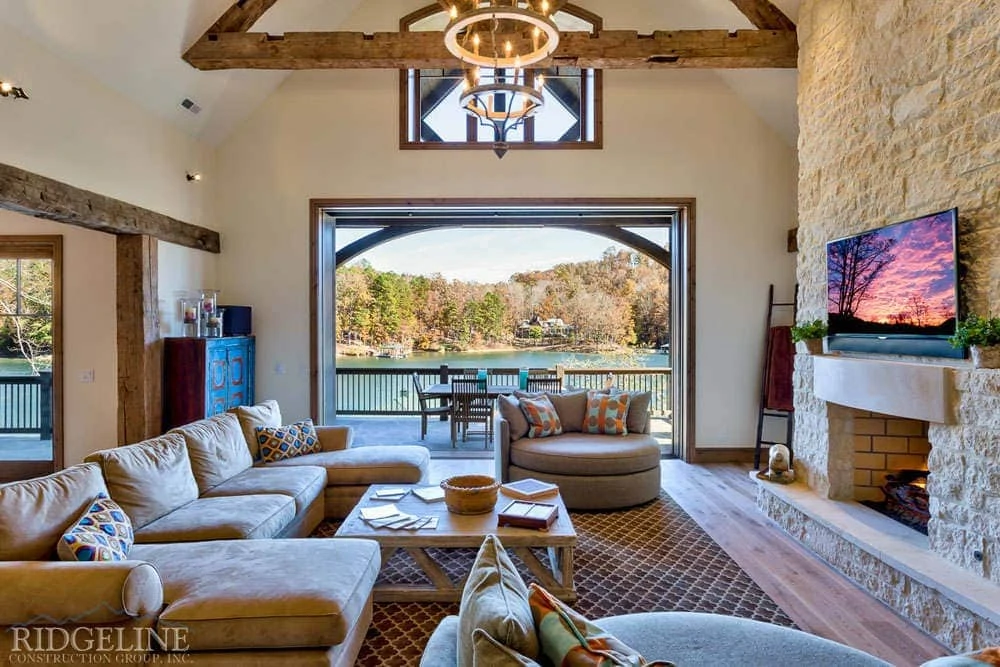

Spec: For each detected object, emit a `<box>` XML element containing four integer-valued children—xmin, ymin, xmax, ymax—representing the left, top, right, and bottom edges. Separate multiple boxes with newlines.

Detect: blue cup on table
<box><xmin>476</xmin><ymin>368</ymin><xmax>487</xmax><ymax>390</ymax></box>
<box><xmin>518</xmin><ymin>367</ymin><xmax>529</xmax><ymax>390</ymax></box>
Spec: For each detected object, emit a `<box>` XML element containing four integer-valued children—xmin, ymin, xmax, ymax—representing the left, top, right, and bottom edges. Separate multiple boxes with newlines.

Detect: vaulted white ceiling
<box><xmin>0</xmin><ymin>0</ymin><xmax>800</xmax><ymax>146</ymax></box>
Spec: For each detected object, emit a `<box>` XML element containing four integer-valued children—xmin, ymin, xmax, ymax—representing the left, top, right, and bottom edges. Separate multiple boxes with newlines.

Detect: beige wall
<box><xmin>0</xmin><ymin>25</ymin><xmax>216</xmax><ymax>460</ymax></box>
<box><xmin>213</xmin><ymin>66</ymin><xmax>799</xmax><ymax>446</ymax></box>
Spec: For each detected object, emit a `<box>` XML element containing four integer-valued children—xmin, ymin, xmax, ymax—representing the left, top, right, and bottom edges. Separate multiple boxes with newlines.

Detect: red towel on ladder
<box><xmin>765</xmin><ymin>326</ymin><xmax>794</xmax><ymax>412</ymax></box>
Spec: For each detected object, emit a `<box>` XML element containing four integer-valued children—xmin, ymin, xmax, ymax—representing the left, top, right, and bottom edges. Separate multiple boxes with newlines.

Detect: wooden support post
<box><xmin>116</xmin><ymin>235</ymin><xmax>162</xmax><ymax>444</ymax></box>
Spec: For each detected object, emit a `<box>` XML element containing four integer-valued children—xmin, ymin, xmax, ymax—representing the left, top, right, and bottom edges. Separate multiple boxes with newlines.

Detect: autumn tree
<box><xmin>828</xmin><ymin>235</ymin><xmax>897</xmax><ymax>318</ymax></box>
<box><xmin>0</xmin><ymin>258</ymin><xmax>53</xmax><ymax>373</ymax></box>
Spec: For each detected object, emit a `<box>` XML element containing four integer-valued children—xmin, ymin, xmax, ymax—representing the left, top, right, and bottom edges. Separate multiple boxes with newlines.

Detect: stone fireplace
<box><xmin>758</xmin><ymin>355</ymin><xmax>1000</xmax><ymax>650</ymax></box>
<box><xmin>767</xmin><ymin>0</ymin><xmax>1000</xmax><ymax>651</ymax></box>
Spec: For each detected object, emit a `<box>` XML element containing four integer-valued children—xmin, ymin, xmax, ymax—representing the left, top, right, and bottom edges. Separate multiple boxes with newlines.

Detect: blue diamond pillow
<box><xmin>57</xmin><ymin>493</ymin><xmax>134</xmax><ymax>562</ymax></box>
<box><xmin>256</xmin><ymin>418</ymin><xmax>321</xmax><ymax>463</ymax></box>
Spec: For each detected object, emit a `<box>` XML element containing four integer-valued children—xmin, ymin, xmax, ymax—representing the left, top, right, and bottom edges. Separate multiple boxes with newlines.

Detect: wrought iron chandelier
<box><xmin>444</xmin><ymin>1</ymin><xmax>560</xmax><ymax>158</ymax></box>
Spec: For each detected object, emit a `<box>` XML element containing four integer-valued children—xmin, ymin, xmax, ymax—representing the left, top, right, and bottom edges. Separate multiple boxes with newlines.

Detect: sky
<box><xmin>336</xmin><ymin>227</ymin><xmax>669</xmax><ymax>283</ymax></box>
<box><xmin>838</xmin><ymin>212</ymin><xmax>956</xmax><ymax>325</ymax></box>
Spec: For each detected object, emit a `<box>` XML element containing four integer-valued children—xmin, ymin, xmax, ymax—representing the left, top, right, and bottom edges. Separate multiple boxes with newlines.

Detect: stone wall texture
<box><xmin>795</xmin><ymin>0</ymin><xmax>1000</xmax><ymax>570</ymax></box>
<box><xmin>759</xmin><ymin>486</ymin><xmax>1000</xmax><ymax>653</ymax></box>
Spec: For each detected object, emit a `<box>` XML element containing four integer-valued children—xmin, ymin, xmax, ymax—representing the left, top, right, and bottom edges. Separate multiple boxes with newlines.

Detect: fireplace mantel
<box><xmin>812</xmin><ymin>356</ymin><xmax>956</xmax><ymax>423</ymax></box>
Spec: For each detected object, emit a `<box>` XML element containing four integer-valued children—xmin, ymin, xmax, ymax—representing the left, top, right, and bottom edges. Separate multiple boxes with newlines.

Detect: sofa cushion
<box><xmin>264</xmin><ymin>445</ymin><xmax>429</xmax><ymax>486</ymax></box>
<box><xmin>583</xmin><ymin>390</ymin><xmax>631</xmax><ymax>435</ymax></box>
<box><xmin>545</xmin><ymin>390</ymin><xmax>588</xmax><ymax>433</ymax></box>
<box><xmin>458</xmin><ymin>534</ymin><xmax>539</xmax><ymax>667</ymax></box>
<box><xmin>203</xmin><ymin>465</ymin><xmax>326</xmax><ymax>514</ymax></box>
<box><xmin>598</xmin><ymin>612</ymin><xmax>893</xmax><ymax>666</ymax></box>
<box><xmin>617</xmin><ymin>390</ymin><xmax>652</xmax><ymax>435</ymax></box>
<box><xmin>231</xmin><ymin>399</ymin><xmax>282</xmax><ymax>461</ymax></box>
<box><xmin>257</xmin><ymin>418</ymin><xmax>322</xmax><ymax>463</ymax></box>
<box><xmin>130</xmin><ymin>538</ymin><xmax>380</xmax><ymax>651</ymax></box>
<box><xmin>170</xmin><ymin>412</ymin><xmax>253</xmax><ymax>493</ymax></box>
<box><xmin>85</xmin><ymin>433</ymin><xmax>199</xmax><ymax>529</ymax></box>
<box><xmin>498</xmin><ymin>394</ymin><xmax>530</xmax><ymax>440</ymax></box>
<box><xmin>57</xmin><ymin>493</ymin><xmax>134</xmax><ymax>562</ymax></box>
<box><xmin>0</xmin><ymin>463</ymin><xmax>109</xmax><ymax>561</ymax></box>
<box><xmin>133</xmin><ymin>494</ymin><xmax>295</xmax><ymax>543</ymax></box>
<box><xmin>510</xmin><ymin>433</ymin><xmax>660</xmax><ymax>477</ymax></box>
<box><xmin>519</xmin><ymin>395</ymin><xmax>563</xmax><ymax>439</ymax></box>
<box><xmin>473</xmin><ymin>628</ymin><xmax>542</xmax><ymax>666</ymax></box>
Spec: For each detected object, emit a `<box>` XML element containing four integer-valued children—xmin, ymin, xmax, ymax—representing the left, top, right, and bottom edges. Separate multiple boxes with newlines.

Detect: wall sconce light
<box><xmin>186</xmin><ymin>172</ymin><xmax>202</xmax><ymax>182</ymax></box>
<box><xmin>0</xmin><ymin>80</ymin><xmax>29</xmax><ymax>100</ymax></box>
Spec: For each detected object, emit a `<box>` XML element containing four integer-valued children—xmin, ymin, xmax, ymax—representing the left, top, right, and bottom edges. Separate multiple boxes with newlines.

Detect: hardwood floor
<box><xmin>429</xmin><ymin>458</ymin><xmax>949</xmax><ymax>666</ymax></box>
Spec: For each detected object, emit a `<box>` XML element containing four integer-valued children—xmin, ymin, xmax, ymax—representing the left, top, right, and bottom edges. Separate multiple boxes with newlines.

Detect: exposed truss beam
<box><xmin>0</xmin><ymin>163</ymin><xmax>220</xmax><ymax>253</ymax></box>
<box><xmin>728</xmin><ymin>0</ymin><xmax>796</xmax><ymax>31</ymax></box>
<box><xmin>208</xmin><ymin>0</ymin><xmax>281</xmax><ymax>34</ymax></box>
<box><xmin>183</xmin><ymin>28</ymin><xmax>797</xmax><ymax>70</ymax></box>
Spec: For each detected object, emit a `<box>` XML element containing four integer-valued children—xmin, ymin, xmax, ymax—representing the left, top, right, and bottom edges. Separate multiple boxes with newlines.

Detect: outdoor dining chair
<box><xmin>411</xmin><ymin>372</ymin><xmax>451</xmax><ymax>440</ymax></box>
<box><xmin>450</xmin><ymin>377</ymin><xmax>493</xmax><ymax>448</ymax></box>
<box><xmin>526</xmin><ymin>376</ymin><xmax>562</xmax><ymax>392</ymax></box>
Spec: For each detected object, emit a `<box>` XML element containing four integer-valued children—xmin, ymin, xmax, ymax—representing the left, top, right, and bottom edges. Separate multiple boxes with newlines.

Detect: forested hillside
<box><xmin>336</xmin><ymin>248</ymin><xmax>669</xmax><ymax>351</ymax></box>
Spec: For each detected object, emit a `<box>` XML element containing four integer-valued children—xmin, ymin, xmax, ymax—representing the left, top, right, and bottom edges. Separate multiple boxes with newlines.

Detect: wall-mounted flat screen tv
<box><xmin>826</xmin><ymin>207</ymin><xmax>962</xmax><ymax>359</ymax></box>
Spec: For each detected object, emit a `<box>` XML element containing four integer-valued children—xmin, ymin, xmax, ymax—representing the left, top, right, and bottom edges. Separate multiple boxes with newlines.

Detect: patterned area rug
<box><xmin>312</xmin><ymin>491</ymin><xmax>795</xmax><ymax>666</ymax></box>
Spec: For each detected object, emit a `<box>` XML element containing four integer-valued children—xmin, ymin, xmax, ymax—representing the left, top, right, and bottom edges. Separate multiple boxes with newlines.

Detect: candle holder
<box><xmin>199</xmin><ymin>289</ymin><xmax>219</xmax><ymax>338</ymax></box>
<box><xmin>180</xmin><ymin>299</ymin><xmax>199</xmax><ymax>337</ymax></box>
<box><xmin>205</xmin><ymin>308</ymin><xmax>225</xmax><ymax>338</ymax></box>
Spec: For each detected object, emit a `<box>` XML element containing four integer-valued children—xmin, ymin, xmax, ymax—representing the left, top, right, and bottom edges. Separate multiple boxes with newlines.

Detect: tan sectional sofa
<box><xmin>0</xmin><ymin>404</ymin><xmax>430</xmax><ymax>665</ymax></box>
<box><xmin>494</xmin><ymin>390</ymin><xmax>662</xmax><ymax>509</ymax></box>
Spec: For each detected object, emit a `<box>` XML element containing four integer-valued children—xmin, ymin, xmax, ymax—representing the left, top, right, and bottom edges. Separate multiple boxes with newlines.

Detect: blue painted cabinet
<box><xmin>163</xmin><ymin>336</ymin><xmax>256</xmax><ymax>431</ymax></box>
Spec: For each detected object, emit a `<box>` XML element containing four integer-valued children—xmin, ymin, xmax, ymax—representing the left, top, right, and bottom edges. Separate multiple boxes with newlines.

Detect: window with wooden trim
<box><xmin>400</xmin><ymin>4</ymin><xmax>603</xmax><ymax>151</ymax></box>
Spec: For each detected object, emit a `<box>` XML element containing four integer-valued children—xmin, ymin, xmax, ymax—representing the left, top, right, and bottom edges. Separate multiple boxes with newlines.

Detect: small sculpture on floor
<box><xmin>757</xmin><ymin>444</ymin><xmax>795</xmax><ymax>484</ymax></box>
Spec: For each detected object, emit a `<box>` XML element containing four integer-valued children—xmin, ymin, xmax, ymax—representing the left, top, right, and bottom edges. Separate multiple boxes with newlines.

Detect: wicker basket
<box><xmin>440</xmin><ymin>475</ymin><xmax>501</xmax><ymax>515</ymax></box>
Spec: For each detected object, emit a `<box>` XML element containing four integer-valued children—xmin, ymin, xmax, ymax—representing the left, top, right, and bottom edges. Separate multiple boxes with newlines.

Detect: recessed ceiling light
<box><xmin>180</xmin><ymin>98</ymin><xmax>202</xmax><ymax>114</ymax></box>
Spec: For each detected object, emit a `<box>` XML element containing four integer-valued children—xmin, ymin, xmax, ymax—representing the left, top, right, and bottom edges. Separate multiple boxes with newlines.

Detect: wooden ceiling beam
<box><xmin>208</xmin><ymin>0</ymin><xmax>281</xmax><ymax>34</ymax></box>
<box><xmin>727</xmin><ymin>0</ymin><xmax>796</xmax><ymax>31</ymax></box>
<box><xmin>0</xmin><ymin>163</ymin><xmax>220</xmax><ymax>253</ymax></box>
<box><xmin>183</xmin><ymin>28</ymin><xmax>797</xmax><ymax>70</ymax></box>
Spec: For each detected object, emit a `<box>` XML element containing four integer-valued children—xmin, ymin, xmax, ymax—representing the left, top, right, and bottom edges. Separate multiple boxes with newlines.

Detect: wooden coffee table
<box><xmin>335</xmin><ymin>484</ymin><xmax>577</xmax><ymax>602</ymax></box>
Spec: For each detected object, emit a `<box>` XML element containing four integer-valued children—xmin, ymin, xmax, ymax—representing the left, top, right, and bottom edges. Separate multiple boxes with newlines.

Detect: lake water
<box><xmin>336</xmin><ymin>349</ymin><xmax>669</xmax><ymax>370</ymax></box>
<box><xmin>0</xmin><ymin>358</ymin><xmax>34</xmax><ymax>375</ymax></box>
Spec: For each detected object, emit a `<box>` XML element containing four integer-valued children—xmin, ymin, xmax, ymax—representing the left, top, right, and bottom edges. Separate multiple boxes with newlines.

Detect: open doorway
<box><xmin>309</xmin><ymin>200</ymin><xmax>694</xmax><ymax>460</ymax></box>
<box><xmin>0</xmin><ymin>236</ymin><xmax>63</xmax><ymax>482</ymax></box>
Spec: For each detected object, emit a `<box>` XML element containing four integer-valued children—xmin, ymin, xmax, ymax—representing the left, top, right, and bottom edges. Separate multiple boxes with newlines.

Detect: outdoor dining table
<box><xmin>423</xmin><ymin>383</ymin><xmax>519</xmax><ymax>398</ymax></box>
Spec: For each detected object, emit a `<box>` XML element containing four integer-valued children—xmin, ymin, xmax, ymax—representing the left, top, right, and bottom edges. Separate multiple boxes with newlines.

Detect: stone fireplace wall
<box><xmin>795</xmin><ymin>0</ymin><xmax>1000</xmax><ymax>579</ymax></box>
<box><xmin>852</xmin><ymin>411</ymin><xmax>929</xmax><ymax>503</ymax></box>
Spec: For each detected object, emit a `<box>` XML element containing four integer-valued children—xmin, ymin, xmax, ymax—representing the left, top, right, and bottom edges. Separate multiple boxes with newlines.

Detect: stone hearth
<box><xmin>756</xmin><ymin>355</ymin><xmax>1000</xmax><ymax>651</ymax></box>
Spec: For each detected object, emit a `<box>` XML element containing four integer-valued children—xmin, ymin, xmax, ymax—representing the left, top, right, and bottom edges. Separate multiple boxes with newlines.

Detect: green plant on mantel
<box><xmin>948</xmin><ymin>313</ymin><xmax>1000</xmax><ymax>349</ymax></box>
<box><xmin>791</xmin><ymin>319</ymin><xmax>828</xmax><ymax>343</ymax></box>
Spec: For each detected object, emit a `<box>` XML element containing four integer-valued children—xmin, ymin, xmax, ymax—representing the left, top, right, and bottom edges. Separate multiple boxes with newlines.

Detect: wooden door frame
<box><xmin>0</xmin><ymin>235</ymin><xmax>63</xmax><ymax>483</ymax></box>
<box><xmin>308</xmin><ymin>197</ymin><xmax>697</xmax><ymax>462</ymax></box>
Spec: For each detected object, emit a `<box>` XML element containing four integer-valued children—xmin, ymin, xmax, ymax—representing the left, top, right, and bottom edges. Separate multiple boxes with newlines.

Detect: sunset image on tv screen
<box><xmin>827</xmin><ymin>210</ymin><xmax>957</xmax><ymax>336</ymax></box>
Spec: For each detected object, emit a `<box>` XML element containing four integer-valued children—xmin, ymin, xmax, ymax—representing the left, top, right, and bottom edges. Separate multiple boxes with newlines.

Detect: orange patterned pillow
<box><xmin>582</xmin><ymin>390</ymin><xmax>631</xmax><ymax>435</ymax></box>
<box><xmin>519</xmin><ymin>395</ymin><xmax>563</xmax><ymax>439</ymax></box>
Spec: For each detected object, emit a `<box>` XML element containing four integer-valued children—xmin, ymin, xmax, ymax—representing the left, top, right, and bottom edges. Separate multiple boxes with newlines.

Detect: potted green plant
<box><xmin>949</xmin><ymin>314</ymin><xmax>1000</xmax><ymax>368</ymax></box>
<box><xmin>791</xmin><ymin>319</ymin><xmax>828</xmax><ymax>355</ymax></box>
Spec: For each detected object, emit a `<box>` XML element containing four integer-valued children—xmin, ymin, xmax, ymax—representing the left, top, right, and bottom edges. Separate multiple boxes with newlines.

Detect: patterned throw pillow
<box><xmin>256</xmin><ymin>419</ymin><xmax>321</xmax><ymax>463</ymax></box>
<box><xmin>519</xmin><ymin>395</ymin><xmax>563</xmax><ymax>439</ymax></box>
<box><xmin>57</xmin><ymin>493</ymin><xmax>134</xmax><ymax>562</ymax></box>
<box><xmin>528</xmin><ymin>583</ymin><xmax>675</xmax><ymax>667</ymax></box>
<box><xmin>582</xmin><ymin>390</ymin><xmax>631</xmax><ymax>435</ymax></box>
